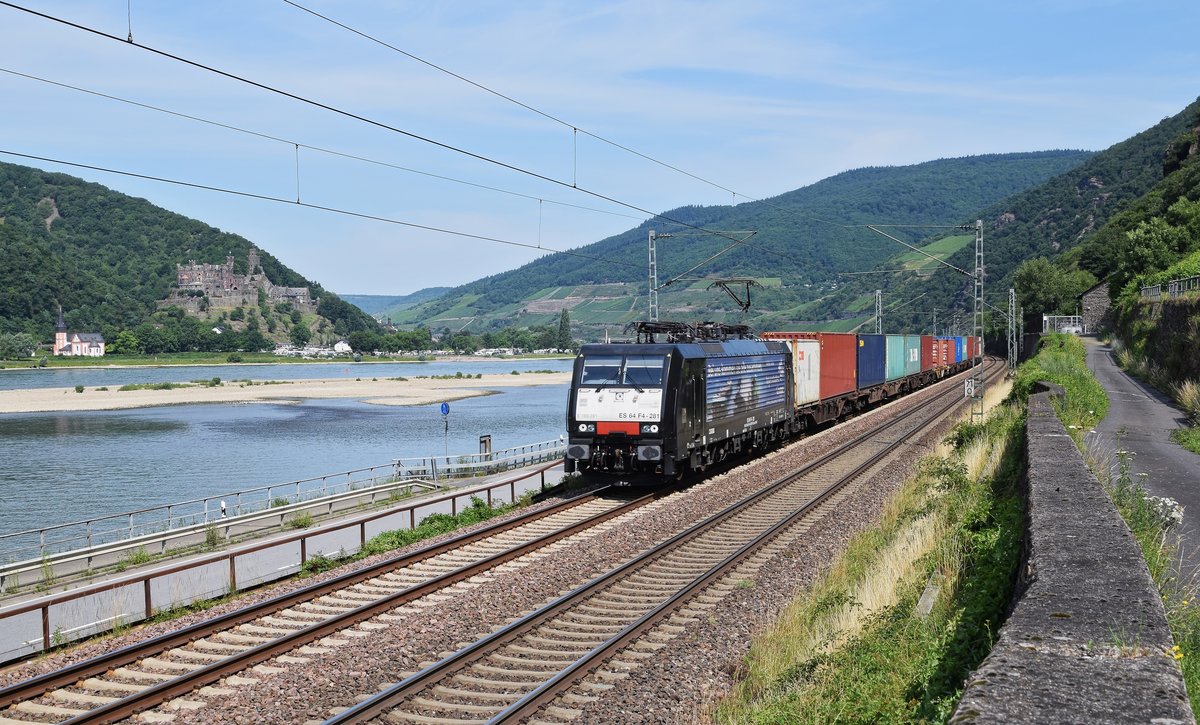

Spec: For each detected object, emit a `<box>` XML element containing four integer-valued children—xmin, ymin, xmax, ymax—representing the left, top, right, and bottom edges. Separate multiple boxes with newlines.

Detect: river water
<box><xmin>0</xmin><ymin>359</ymin><xmax>573</xmax><ymax>539</ymax></box>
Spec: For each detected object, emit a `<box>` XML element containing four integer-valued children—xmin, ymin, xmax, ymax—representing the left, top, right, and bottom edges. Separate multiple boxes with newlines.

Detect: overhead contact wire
<box><xmin>280</xmin><ymin>0</ymin><xmax>854</xmax><ymax>240</ymax></box>
<box><xmin>0</xmin><ymin>1</ymin><xmax>751</xmax><ymax>249</ymax></box>
<box><xmin>0</xmin><ymin>66</ymin><xmax>642</xmax><ymax>222</ymax></box>
<box><xmin>0</xmin><ymin>149</ymin><xmax>644</xmax><ymax>272</ymax></box>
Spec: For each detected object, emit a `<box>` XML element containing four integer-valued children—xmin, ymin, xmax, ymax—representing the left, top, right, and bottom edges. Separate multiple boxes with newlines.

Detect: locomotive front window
<box><xmin>580</xmin><ymin>356</ymin><xmax>623</xmax><ymax>386</ymax></box>
<box><xmin>623</xmin><ymin>355</ymin><xmax>665</xmax><ymax>386</ymax></box>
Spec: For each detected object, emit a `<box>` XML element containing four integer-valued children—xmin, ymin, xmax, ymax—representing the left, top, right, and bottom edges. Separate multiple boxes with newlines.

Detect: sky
<box><xmin>1</xmin><ymin>1</ymin><xmax>1197</xmax><ymax>296</ymax></box>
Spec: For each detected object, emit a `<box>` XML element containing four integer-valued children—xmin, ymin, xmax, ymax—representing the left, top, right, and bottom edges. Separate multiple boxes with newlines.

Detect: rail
<box><xmin>0</xmin><ymin>440</ymin><xmax>565</xmax><ymax>565</ymax></box>
<box><xmin>0</xmin><ymin>461</ymin><xmax>563</xmax><ymax>664</ymax></box>
<box><xmin>1141</xmin><ymin>273</ymin><xmax>1200</xmax><ymax>301</ymax></box>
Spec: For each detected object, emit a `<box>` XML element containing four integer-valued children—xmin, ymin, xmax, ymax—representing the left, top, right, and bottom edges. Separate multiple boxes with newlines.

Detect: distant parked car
<box><xmin>1062</xmin><ymin>325</ymin><xmax>1082</xmax><ymax>334</ymax></box>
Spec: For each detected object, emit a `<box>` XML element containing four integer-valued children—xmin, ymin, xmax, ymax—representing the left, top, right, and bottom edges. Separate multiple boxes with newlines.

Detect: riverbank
<box><xmin>0</xmin><ymin>353</ymin><xmax>572</xmax><ymax>372</ymax></box>
<box><xmin>0</xmin><ymin>372</ymin><xmax>570</xmax><ymax>414</ymax></box>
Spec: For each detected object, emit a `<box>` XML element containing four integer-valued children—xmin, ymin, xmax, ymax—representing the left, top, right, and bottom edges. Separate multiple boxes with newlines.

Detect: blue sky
<box><xmin>1</xmin><ymin>1</ymin><xmax>1196</xmax><ymax>295</ymax></box>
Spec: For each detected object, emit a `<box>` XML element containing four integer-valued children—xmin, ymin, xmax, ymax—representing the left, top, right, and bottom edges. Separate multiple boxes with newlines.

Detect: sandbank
<box><xmin>0</xmin><ymin>373</ymin><xmax>570</xmax><ymax>414</ymax></box>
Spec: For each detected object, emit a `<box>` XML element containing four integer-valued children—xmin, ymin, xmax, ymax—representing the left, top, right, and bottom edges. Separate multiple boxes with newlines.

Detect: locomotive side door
<box><xmin>678</xmin><ymin>359</ymin><xmax>704</xmax><ymax>448</ymax></box>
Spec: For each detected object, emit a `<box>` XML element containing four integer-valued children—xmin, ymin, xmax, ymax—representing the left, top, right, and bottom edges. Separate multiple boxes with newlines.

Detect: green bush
<box><xmin>360</xmin><ymin>497</ymin><xmax>509</xmax><ymax>558</ymax></box>
<box><xmin>1010</xmin><ymin>333</ymin><xmax>1107</xmax><ymax>437</ymax></box>
<box><xmin>74</xmin><ymin>384</ymin><xmax>84</xmax><ymax>393</ymax></box>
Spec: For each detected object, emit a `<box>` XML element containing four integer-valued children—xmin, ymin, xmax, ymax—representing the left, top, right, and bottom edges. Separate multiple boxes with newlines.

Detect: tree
<box><xmin>347</xmin><ymin>330</ymin><xmax>381</xmax><ymax>353</ymax></box>
<box><xmin>109</xmin><ymin>330</ymin><xmax>142</xmax><ymax>354</ymax></box>
<box><xmin>241</xmin><ymin>328</ymin><xmax>270</xmax><ymax>352</ymax></box>
<box><xmin>289</xmin><ymin>324</ymin><xmax>311</xmax><ymax>347</ymax></box>
<box><xmin>0</xmin><ymin>332</ymin><xmax>36</xmax><ymax>359</ymax></box>
<box><xmin>556</xmin><ymin>310</ymin><xmax>572</xmax><ymax>351</ymax></box>
<box><xmin>1014</xmin><ymin>257</ymin><xmax>1096</xmax><ymax>330</ymax></box>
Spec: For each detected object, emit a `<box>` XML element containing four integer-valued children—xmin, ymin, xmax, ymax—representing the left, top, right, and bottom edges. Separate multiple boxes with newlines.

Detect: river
<box><xmin>0</xmin><ymin>359</ymin><xmax>573</xmax><ymax>540</ymax></box>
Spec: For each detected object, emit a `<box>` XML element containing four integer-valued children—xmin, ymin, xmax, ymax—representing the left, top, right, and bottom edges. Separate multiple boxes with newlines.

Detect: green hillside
<box><xmin>394</xmin><ymin>151</ymin><xmax>1093</xmax><ymax>336</ymax></box>
<box><xmin>340</xmin><ymin>289</ymin><xmax>451</xmax><ymax>318</ymax></box>
<box><xmin>827</xmin><ymin>97</ymin><xmax>1200</xmax><ymax>336</ymax></box>
<box><xmin>0</xmin><ymin>161</ymin><xmax>378</xmax><ymax>343</ymax></box>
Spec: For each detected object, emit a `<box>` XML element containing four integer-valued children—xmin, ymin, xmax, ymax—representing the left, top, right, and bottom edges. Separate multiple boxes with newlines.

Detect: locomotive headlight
<box><xmin>641</xmin><ymin>423</ymin><xmax>659</xmax><ymax>434</ymax></box>
<box><xmin>578</xmin><ymin>423</ymin><xmax>587</xmax><ymax>432</ymax></box>
<box><xmin>577</xmin><ymin>423</ymin><xmax>595</xmax><ymax>433</ymax></box>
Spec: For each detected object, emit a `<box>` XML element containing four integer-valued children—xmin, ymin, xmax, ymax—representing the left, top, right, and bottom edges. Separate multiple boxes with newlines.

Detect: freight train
<box><xmin>563</xmin><ymin>322</ymin><xmax>981</xmax><ymax>483</ymax></box>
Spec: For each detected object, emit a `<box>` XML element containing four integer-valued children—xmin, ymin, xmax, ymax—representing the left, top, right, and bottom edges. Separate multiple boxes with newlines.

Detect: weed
<box><xmin>109</xmin><ymin>615</ymin><xmax>129</xmax><ymax>638</ymax></box>
<box><xmin>39</xmin><ymin>554</ymin><xmax>56</xmax><ymax>589</ymax></box>
<box><xmin>74</xmin><ymin>384</ymin><xmax>84</xmax><ymax>393</ymax></box>
<box><xmin>387</xmin><ymin>488</ymin><xmax>414</xmax><ymax>503</ymax></box>
<box><xmin>271</xmin><ymin>496</ymin><xmax>292</xmax><ymax>508</ymax></box>
<box><xmin>284</xmin><ymin>512</ymin><xmax>314</xmax><ymax>529</ymax></box>
<box><xmin>1176</xmin><ymin>380</ymin><xmax>1200</xmax><ymax>422</ymax></box>
<box><xmin>204</xmin><ymin>524</ymin><xmax>221</xmax><ymax>548</ymax></box>
<box><xmin>119</xmin><ymin>547</ymin><xmax>154</xmax><ymax>569</ymax></box>
<box><xmin>1171</xmin><ymin>427</ymin><xmax>1200</xmax><ymax>455</ymax></box>
<box><xmin>301</xmin><ymin>552</ymin><xmax>340</xmax><ymax>576</ymax></box>
<box><xmin>50</xmin><ymin>626</ymin><xmax>66</xmax><ymax>648</ymax></box>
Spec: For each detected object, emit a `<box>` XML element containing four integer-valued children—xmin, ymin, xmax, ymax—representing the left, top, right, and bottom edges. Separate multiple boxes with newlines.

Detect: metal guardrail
<box><xmin>1141</xmin><ymin>274</ymin><xmax>1200</xmax><ymax>301</ymax></box>
<box><xmin>394</xmin><ymin>440</ymin><xmax>564</xmax><ymax>481</ymax></box>
<box><xmin>0</xmin><ymin>462</ymin><xmax>563</xmax><ymax>664</ymax></box>
<box><xmin>0</xmin><ymin>440</ymin><xmax>565</xmax><ymax>566</ymax></box>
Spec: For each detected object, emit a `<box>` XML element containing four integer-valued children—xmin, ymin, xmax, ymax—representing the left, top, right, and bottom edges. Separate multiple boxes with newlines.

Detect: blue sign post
<box><xmin>440</xmin><ymin>402</ymin><xmax>450</xmax><ymax>455</ymax></box>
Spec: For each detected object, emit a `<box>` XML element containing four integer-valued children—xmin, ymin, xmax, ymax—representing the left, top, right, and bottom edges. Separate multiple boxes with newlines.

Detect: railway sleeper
<box><xmin>430</xmin><ymin>685</ymin><xmax>520</xmax><ymax>704</ymax></box>
<box><xmin>13</xmin><ymin>700</ymin><xmax>87</xmax><ymax>717</ymax></box>
<box><xmin>454</xmin><ymin>673</ymin><xmax>546</xmax><ymax>689</ymax></box>
<box><xmin>412</xmin><ymin>695</ymin><xmax>502</xmax><ymax>714</ymax></box>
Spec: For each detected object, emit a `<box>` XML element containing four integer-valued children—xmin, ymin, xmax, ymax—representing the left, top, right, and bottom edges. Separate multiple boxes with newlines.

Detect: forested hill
<box><xmin>0</xmin><ymin>161</ymin><xmax>377</xmax><ymax>339</ymax></box>
<box><xmin>398</xmin><ymin>151</ymin><xmax>1092</xmax><ymax>329</ymax></box>
<box><xmin>822</xmin><ymin>96</ymin><xmax>1200</xmax><ymax>334</ymax></box>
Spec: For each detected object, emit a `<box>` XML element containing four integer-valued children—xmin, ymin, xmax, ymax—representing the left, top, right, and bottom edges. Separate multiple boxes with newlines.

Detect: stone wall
<box><xmin>1081</xmin><ymin>283</ymin><xmax>1111</xmax><ymax>334</ymax></box>
<box><xmin>951</xmin><ymin>384</ymin><xmax>1192</xmax><ymax>723</ymax></box>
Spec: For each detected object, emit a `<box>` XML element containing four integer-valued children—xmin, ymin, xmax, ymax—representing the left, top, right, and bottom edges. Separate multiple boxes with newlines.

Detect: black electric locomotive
<box><xmin>564</xmin><ymin>324</ymin><xmax>793</xmax><ymax>483</ymax></box>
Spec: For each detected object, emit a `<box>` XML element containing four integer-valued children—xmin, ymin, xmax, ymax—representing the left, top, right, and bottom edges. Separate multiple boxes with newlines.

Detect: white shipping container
<box><xmin>788</xmin><ymin>338</ymin><xmax>821</xmax><ymax>405</ymax></box>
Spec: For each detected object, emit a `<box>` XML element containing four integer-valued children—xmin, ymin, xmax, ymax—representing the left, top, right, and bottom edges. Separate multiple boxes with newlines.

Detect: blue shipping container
<box><xmin>955</xmin><ymin>337</ymin><xmax>965</xmax><ymax>363</ymax></box>
<box><xmin>857</xmin><ymin>334</ymin><xmax>886</xmax><ymax>389</ymax></box>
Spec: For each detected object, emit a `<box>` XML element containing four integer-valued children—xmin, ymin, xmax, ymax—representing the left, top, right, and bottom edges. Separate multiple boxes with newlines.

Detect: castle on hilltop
<box><xmin>160</xmin><ymin>247</ymin><xmax>317</xmax><ymax>313</ymax></box>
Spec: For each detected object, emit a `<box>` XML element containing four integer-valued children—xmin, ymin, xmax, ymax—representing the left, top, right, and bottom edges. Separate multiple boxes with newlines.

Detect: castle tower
<box><xmin>248</xmin><ymin>247</ymin><xmax>261</xmax><ymax>274</ymax></box>
<box><xmin>54</xmin><ymin>304</ymin><xmax>67</xmax><ymax>354</ymax></box>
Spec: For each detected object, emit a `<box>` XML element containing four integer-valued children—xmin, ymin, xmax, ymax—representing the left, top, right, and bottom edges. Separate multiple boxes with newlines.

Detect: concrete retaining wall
<box><xmin>952</xmin><ymin>384</ymin><xmax>1193</xmax><ymax>723</ymax></box>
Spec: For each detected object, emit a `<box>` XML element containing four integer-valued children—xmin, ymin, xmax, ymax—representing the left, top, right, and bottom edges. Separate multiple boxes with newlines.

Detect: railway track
<box><xmin>324</xmin><ymin>361</ymin><xmax>1004</xmax><ymax>724</ymax></box>
<box><xmin>0</xmin><ymin>489</ymin><xmax>663</xmax><ymax>724</ymax></box>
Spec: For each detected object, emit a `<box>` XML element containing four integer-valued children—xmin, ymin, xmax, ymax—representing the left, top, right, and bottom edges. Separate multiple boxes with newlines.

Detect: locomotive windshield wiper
<box><xmin>620</xmin><ymin>359</ymin><xmax>645</xmax><ymax>393</ymax></box>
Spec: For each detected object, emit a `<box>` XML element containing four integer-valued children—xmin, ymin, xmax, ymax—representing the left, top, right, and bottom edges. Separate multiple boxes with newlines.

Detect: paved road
<box><xmin>1084</xmin><ymin>337</ymin><xmax>1200</xmax><ymax>574</ymax></box>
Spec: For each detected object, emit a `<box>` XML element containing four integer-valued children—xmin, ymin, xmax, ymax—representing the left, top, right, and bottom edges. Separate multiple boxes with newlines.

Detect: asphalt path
<box><xmin>1084</xmin><ymin>336</ymin><xmax>1200</xmax><ymax>577</ymax></box>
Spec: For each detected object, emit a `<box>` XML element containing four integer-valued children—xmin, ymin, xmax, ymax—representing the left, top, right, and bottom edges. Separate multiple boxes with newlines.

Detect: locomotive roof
<box><xmin>578</xmin><ymin>338</ymin><xmax>786</xmax><ymax>360</ymax></box>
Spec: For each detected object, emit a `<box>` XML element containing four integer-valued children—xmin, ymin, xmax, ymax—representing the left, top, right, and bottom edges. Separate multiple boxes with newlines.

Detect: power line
<box><xmin>282</xmin><ymin>0</ymin><xmax>746</xmax><ymax>200</ymax></box>
<box><xmin>276</xmin><ymin>8</ymin><xmax>990</xmax><ymax>272</ymax></box>
<box><xmin>0</xmin><ymin>2</ymin><xmax>754</xmax><ymax>252</ymax></box>
<box><xmin>0</xmin><ymin>66</ymin><xmax>644</xmax><ymax>223</ymax></box>
<box><xmin>0</xmin><ymin>149</ymin><xmax>645</xmax><ymax>272</ymax></box>
<box><xmin>281</xmin><ymin>1</ymin><xmax>875</xmax><ymax>245</ymax></box>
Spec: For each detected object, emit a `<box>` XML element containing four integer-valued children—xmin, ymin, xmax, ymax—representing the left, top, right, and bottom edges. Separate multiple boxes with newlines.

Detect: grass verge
<box><xmin>300</xmin><ymin>494</ymin><xmax>529</xmax><ymax>575</ymax></box>
<box><xmin>712</xmin><ymin>382</ymin><xmax>1024</xmax><ymax>723</ymax></box>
